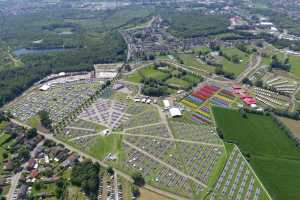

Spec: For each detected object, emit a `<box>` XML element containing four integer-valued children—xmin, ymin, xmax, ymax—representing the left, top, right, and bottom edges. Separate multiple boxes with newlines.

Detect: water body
<box><xmin>13</xmin><ymin>48</ymin><xmax>67</xmax><ymax>57</ymax></box>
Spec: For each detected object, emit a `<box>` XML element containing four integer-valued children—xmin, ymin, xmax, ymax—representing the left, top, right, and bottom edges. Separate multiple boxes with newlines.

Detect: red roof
<box><xmin>243</xmin><ymin>97</ymin><xmax>257</xmax><ymax>105</ymax></box>
<box><xmin>31</xmin><ymin>170</ymin><xmax>39</xmax><ymax>178</ymax></box>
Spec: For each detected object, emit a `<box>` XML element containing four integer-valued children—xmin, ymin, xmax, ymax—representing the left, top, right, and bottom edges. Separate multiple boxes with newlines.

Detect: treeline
<box><xmin>0</xmin><ymin>31</ymin><xmax>126</xmax><ymax>108</ymax></box>
<box><xmin>270</xmin><ymin>55</ymin><xmax>291</xmax><ymax>71</ymax></box>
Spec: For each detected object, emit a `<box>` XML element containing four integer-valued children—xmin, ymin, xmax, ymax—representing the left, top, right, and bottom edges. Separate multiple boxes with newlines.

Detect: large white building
<box><xmin>169</xmin><ymin>107</ymin><xmax>182</xmax><ymax>118</ymax></box>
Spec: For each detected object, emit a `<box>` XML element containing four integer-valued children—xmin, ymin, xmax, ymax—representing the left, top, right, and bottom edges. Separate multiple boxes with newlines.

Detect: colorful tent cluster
<box><xmin>232</xmin><ymin>85</ymin><xmax>256</xmax><ymax>105</ymax></box>
<box><xmin>182</xmin><ymin>85</ymin><xmax>220</xmax><ymax>125</ymax></box>
<box><xmin>182</xmin><ymin>84</ymin><xmax>237</xmax><ymax>125</ymax></box>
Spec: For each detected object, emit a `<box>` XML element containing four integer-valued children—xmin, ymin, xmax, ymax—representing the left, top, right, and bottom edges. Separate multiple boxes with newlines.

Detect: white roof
<box><xmin>39</xmin><ymin>84</ymin><xmax>50</xmax><ymax>91</ymax></box>
<box><xmin>163</xmin><ymin>100</ymin><xmax>170</xmax><ymax>108</ymax></box>
<box><xmin>169</xmin><ymin>107</ymin><xmax>182</xmax><ymax>117</ymax></box>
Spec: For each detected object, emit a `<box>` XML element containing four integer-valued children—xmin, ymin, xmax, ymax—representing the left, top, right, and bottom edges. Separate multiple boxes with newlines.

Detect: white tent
<box><xmin>163</xmin><ymin>100</ymin><xmax>170</xmax><ymax>109</ymax></box>
<box><xmin>169</xmin><ymin>107</ymin><xmax>182</xmax><ymax>118</ymax></box>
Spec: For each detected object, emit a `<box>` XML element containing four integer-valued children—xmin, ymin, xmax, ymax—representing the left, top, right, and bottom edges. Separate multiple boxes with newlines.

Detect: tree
<box><xmin>27</xmin><ymin>128</ymin><xmax>37</xmax><ymax>139</ymax></box>
<box><xmin>132</xmin><ymin>173</ymin><xmax>145</xmax><ymax>186</ymax></box>
<box><xmin>107</xmin><ymin>166</ymin><xmax>114</xmax><ymax>175</ymax></box>
<box><xmin>38</xmin><ymin>110</ymin><xmax>52</xmax><ymax>129</ymax></box>
<box><xmin>255</xmin><ymin>80</ymin><xmax>263</xmax><ymax>88</ymax></box>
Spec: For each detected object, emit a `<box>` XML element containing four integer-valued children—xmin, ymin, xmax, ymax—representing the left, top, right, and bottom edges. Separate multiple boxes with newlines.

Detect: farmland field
<box><xmin>279</xmin><ymin>117</ymin><xmax>300</xmax><ymax>139</ymax></box>
<box><xmin>213</xmin><ymin>107</ymin><xmax>300</xmax><ymax>200</ymax></box>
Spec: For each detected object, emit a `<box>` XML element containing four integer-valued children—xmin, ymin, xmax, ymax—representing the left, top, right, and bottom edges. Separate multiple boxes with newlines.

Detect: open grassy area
<box><xmin>288</xmin><ymin>55</ymin><xmax>300</xmax><ymax>79</ymax></box>
<box><xmin>213</xmin><ymin>107</ymin><xmax>300</xmax><ymax>200</ymax></box>
<box><xmin>165</xmin><ymin>77</ymin><xmax>190</xmax><ymax>89</ymax></box>
<box><xmin>219</xmin><ymin>47</ymin><xmax>250</xmax><ymax>76</ymax></box>
<box><xmin>140</xmin><ymin>66</ymin><xmax>169</xmax><ymax>81</ymax></box>
<box><xmin>87</xmin><ymin>134</ymin><xmax>123</xmax><ymax>161</ymax></box>
<box><xmin>139</xmin><ymin>188</ymin><xmax>173</xmax><ymax>200</ymax></box>
<box><xmin>125</xmin><ymin>73</ymin><xmax>143</xmax><ymax>83</ymax></box>
<box><xmin>279</xmin><ymin>117</ymin><xmax>300</xmax><ymax>139</ymax></box>
<box><xmin>176</xmin><ymin>53</ymin><xmax>215</xmax><ymax>73</ymax></box>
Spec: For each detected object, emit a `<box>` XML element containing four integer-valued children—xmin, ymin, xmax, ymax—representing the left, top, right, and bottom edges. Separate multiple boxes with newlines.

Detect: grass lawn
<box><xmin>87</xmin><ymin>134</ymin><xmax>123</xmax><ymax>160</ymax></box>
<box><xmin>125</xmin><ymin>73</ymin><xmax>143</xmax><ymax>83</ymax></box>
<box><xmin>288</xmin><ymin>55</ymin><xmax>300</xmax><ymax>79</ymax></box>
<box><xmin>27</xmin><ymin>115</ymin><xmax>41</xmax><ymax>128</ymax></box>
<box><xmin>213</xmin><ymin>107</ymin><xmax>300</xmax><ymax>200</ymax></box>
<box><xmin>177</xmin><ymin>53</ymin><xmax>215</xmax><ymax>73</ymax></box>
<box><xmin>165</xmin><ymin>77</ymin><xmax>190</xmax><ymax>89</ymax></box>
<box><xmin>219</xmin><ymin>58</ymin><xmax>246</xmax><ymax>76</ymax></box>
<box><xmin>219</xmin><ymin>47</ymin><xmax>250</xmax><ymax>76</ymax></box>
<box><xmin>138</xmin><ymin>188</ymin><xmax>173</xmax><ymax>200</ymax></box>
<box><xmin>140</xmin><ymin>66</ymin><xmax>169</xmax><ymax>81</ymax></box>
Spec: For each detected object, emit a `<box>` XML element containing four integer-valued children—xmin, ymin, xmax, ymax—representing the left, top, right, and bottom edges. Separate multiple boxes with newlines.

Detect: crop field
<box><xmin>213</xmin><ymin>107</ymin><xmax>300</xmax><ymax>200</ymax></box>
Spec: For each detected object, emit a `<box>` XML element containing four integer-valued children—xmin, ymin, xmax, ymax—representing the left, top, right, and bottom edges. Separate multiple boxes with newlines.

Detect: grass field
<box><xmin>140</xmin><ymin>66</ymin><xmax>169</xmax><ymax>81</ymax></box>
<box><xmin>139</xmin><ymin>188</ymin><xmax>173</xmax><ymax>200</ymax></box>
<box><xmin>288</xmin><ymin>55</ymin><xmax>300</xmax><ymax>79</ymax></box>
<box><xmin>125</xmin><ymin>73</ymin><xmax>143</xmax><ymax>83</ymax></box>
<box><xmin>177</xmin><ymin>53</ymin><xmax>215</xmax><ymax>73</ymax></box>
<box><xmin>219</xmin><ymin>47</ymin><xmax>250</xmax><ymax>76</ymax></box>
<box><xmin>87</xmin><ymin>134</ymin><xmax>123</xmax><ymax>161</ymax></box>
<box><xmin>165</xmin><ymin>77</ymin><xmax>189</xmax><ymax>89</ymax></box>
<box><xmin>213</xmin><ymin>107</ymin><xmax>300</xmax><ymax>200</ymax></box>
<box><xmin>279</xmin><ymin>117</ymin><xmax>300</xmax><ymax>139</ymax></box>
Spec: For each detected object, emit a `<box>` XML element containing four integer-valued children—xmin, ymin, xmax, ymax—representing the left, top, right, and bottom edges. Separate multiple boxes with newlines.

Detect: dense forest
<box><xmin>159</xmin><ymin>10</ymin><xmax>230</xmax><ymax>38</ymax></box>
<box><xmin>0</xmin><ymin>7</ymin><xmax>156</xmax><ymax>107</ymax></box>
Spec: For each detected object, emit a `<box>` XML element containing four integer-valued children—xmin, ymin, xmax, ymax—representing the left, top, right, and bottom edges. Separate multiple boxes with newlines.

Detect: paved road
<box><xmin>236</xmin><ymin>54</ymin><xmax>262</xmax><ymax>83</ymax></box>
<box><xmin>9</xmin><ymin>119</ymin><xmax>188</xmax><ymax>200</ymax></box>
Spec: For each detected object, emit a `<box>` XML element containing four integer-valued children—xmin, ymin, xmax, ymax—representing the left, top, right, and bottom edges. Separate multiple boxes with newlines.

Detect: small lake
<box><xmin>13</xmin><ymin>48</ymin><xmax>67</xmax><ymax>57</ymax></box>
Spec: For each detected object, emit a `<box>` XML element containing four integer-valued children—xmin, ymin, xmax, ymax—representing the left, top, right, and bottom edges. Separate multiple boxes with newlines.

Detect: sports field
<box><xmin>213</xmin><ymin>107</ymin><xmax>300</xmax><ymax>200</ymax></box>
